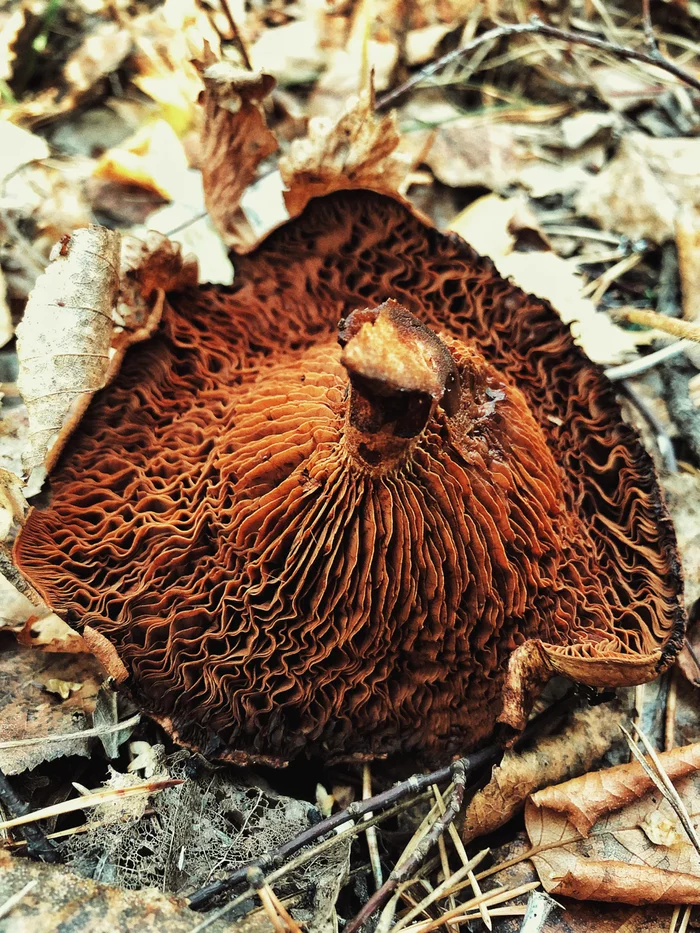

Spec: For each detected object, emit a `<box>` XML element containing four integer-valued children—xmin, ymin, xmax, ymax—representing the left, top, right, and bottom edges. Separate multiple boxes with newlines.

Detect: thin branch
<box><xmin>219</xmin><ymin>0</ymin><xmax>252</xmax><ymax>71</ymax></box>
<box><xmin>188</xmin><ymin>745</ymin><xmax>500</xmax><ymax>910</ymax></box>
<box><xmin>641</xmin><ymin>0</ymin><xmax>659</xmax><ymax>54</ymax></box>
<box><xmin>344</xmin><ymin>759</ymin><xmax>468</xmax><ymax>933</ymax></box>
<box><xmin>376</xmin><ymin>15</ymin><xmax>700</xmax><ymax>110</ymax></box>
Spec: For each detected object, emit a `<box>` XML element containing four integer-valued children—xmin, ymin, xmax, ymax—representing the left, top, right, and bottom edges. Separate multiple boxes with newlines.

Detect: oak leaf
<box><xmin>525</xmin><ymin>742</ymin><xmax>700</xmax><ymax>903</ymax></box>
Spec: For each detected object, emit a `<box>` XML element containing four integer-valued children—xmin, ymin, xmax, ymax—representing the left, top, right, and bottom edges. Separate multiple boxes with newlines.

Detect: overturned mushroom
<box><xmin>14</xmin><ymin>190</ymin><xmax>685</xmax><ymax>766</ymax></box>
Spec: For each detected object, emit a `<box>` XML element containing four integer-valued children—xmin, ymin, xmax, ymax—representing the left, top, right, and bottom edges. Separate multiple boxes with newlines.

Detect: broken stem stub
<box><xmin>338</xmin><ymin>299</ymin><xmax>460</xmax><ymax>469</ymax></box>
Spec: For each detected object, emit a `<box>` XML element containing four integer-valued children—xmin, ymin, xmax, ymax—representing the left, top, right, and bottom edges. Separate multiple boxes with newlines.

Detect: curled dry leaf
<box><xmin>462</xmin><ymin>703</ymin><xmax>624</xmax><ymax>843</ymax></box>
<box><xmin>525</xmin><ymin>742</ymin><xmax>700</xmax><ymax>904</ymax></box>
<box><xmin>197</xmin><ymin>57</ymin><xmax>278</xmax><ymax>250</ymax></box>
<box><xmin>16</xmin><ymin>226</ymin><xmax>120</xmax><ymax>487</ymax></box>
<box><xmin>279</xmin><ymin>85</ymin><xmax>413</xmax><ymax>219</ymax></box>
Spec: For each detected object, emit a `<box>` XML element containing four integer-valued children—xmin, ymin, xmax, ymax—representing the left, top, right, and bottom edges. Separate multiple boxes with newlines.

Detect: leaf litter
<box><xmin>1</xmin><ymin>0</ymin><xmax>700</xmax><ymax>931</ymax></box>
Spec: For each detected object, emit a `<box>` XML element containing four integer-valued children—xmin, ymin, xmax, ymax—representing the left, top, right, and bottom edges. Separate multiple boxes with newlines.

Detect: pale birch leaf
<box><xmin>16</xmin><ymin>226</ymin><xmax>120</xmax><ymax>487</ymax></box>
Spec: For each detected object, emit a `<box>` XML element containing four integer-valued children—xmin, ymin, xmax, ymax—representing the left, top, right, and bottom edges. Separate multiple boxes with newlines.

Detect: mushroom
<box><xmin>14</xmin><ymin>190</ymin><xmax>685</xmax><ymax>766</ymax></box>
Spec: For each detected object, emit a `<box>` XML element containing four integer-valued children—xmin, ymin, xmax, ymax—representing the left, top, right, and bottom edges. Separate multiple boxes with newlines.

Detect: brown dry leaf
<box><xmin>484</xmin><ymin>835</ymin><xmax>682</xmax><ymax>932</ymax></box>
<box><xmin>0</xmin><ymin>637</ymin><xmax>104</xmax><ymax>774</ymax></box>
<box><xmin>16</xmin><ymin>226</ymin><xmax>120</xmax><ymax>487</ymax></box>
<box><xmin>420</xmin><ymin>120</ymin><xmax>531</xmax><ymax>191</ymax></box>
<box><xmin>0</xmin><ymin>850</ymin><xmax>244</xmax><ymax>933</ymax></box>
<box><xmin>576</xmin><ymin>133</ymin><xmax>700</xmax><ymax>244</ymax></box>
<box><xmin>0</xmin><ymin>467</ymin><xmax>26</xmax><ymax>541</ymax></box>
<box><xmin>197</xmin><ymin>58</ymin><xmax>278</xmax><ymax>250</ymax></box>
<box><xmin>525</xmin><ymin>742</ymin><xmax>700</xmax><ymax>903</ymax></box>
<box><xmin>678</xmin><ymin>204</ymin><xmax>700</xmax><ymax>322</ymax></box>
<box><xmin>463</xmin><ymin>703</ymin><xmax>624</xmax><ymax>843</ymax></box>
<box><xmin>280</xmin><ymin>85</ymin><xmax>412</xmax><ymax>218</ymax></box>
<box><xmin>116</xmin><ymin>232</ymin><xmax>198</xmax><ymax>341</ymax></box>
<box><xmin>449</xmin><ymin>194</ymin><xmax>640</xmax><ymax>365</ymax></box>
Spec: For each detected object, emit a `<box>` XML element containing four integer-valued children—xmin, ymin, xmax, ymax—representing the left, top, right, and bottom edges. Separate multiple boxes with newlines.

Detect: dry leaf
<box><xmin>251</xmin><ymin>17</ymin><xmax>325</xmax><ymax>85</ymax></box>
<box><xmin>576</xmin><ymin>134</ymin><xmax>700</xmax><ymax>243</ymax></box>
<box><xmin>197</xmin><ymin>58</ymin><xmax>278</xmax><ymax>250</ymax></box>
<box><xmin>0</xmin><ymin>468</ymin><xmax>26</xmax><ymax>541</ymax></box>
<box><xmin>0</xmin><ymin>850</ymin><xmax>244</xmax><ymax>933</ymax></box>
<box><xmin>525</xmin><ymin>742</ymin><xmax>700</xmax><ymax>903</ymax></box>
<box><xmin>405</xmin><ymin>24</ymin><xmax>452</xmax><ymax>65</ymax></box>
<box><xmin>93</xmin><ymin>119</ymin><xmax>192</xmax><ymax>201</ymax></box>
<box><xmin>449</xmin><ymin>194</ymin><xmax>640</xmax><ymax>365</ymax></box>
<box><xmin>0</xmin><ymin>266</ymin><xmax>13</xmax><ymax>349</ymax></box>
<box><xmin>0</xmin><ymin>121</ymin><xmax>50</xmax><ymax>185</ymax></box>
<box><xmin>677</xmin><ymin>204</ymin><xmax>700</xmax><ymax>322</ymax></box>
<box><xmin>117</xmin><ymin>232</ymin><xmax>198</xmax><ymax>339</ymax></box>
<box><xmin>16</xmin><ymin>226</ymin><xmax>120</xmax><ymax>485</ymax></box>
<box><xmin>128</xmin><ymin>0</ymin><xmax>222</xmax><ymax>134</ymax></box>
<box><xmin>280</xmin><ymin>85</ymin><xmax>412</xmax><ymax>218</ymax></box>
<box><xmin>463</xmin><ymin>703</ymin><xmax>624</xmax><ymax>843</ymax></box>
<box><xmin>421</xmin><ymin>120</ymin><xmax>530</xmax><ymax>191</ymax></box>
<box><xmin>0</xmin><ymin>639</ymin><xmax>104</xmax><ymax>774</ymax></box>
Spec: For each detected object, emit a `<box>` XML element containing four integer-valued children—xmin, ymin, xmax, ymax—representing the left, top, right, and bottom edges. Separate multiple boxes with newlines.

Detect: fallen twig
<box><xmin>187</xmin><ymin>744</ymin><xmax>500</xmax><ymax>911</ymax></box>
<box><xmin>344</xmin><ymin>759</ymin><xmax>468</xmax><ymax>933</ymax></box>
<box><xmin>376</xmin><ymin>15</ymin><xmax>700</xmax><ymax>110</ymax></box>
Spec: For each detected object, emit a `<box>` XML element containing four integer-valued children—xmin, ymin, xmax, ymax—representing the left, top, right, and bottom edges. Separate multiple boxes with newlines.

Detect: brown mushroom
<box><xmin>14</xmin><ymin>190</ymin><xmax>685</xmax><ymax>766</ymax></box>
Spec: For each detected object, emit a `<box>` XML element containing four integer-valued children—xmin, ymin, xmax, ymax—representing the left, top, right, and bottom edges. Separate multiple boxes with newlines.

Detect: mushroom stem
<box><xmin>338</xmin><ymin>300</ymin><xmax>460</xmax><ymax>469</ymax></box>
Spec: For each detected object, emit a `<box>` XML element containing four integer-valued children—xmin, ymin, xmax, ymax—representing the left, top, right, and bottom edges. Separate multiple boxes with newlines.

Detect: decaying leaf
<box><xmin>197</xmin><ymin>56</ymin><xmax>278</xmax><ymax>250</ymax></box>
<box><xmin>462</xmin><ymin>703</ymin><xmax>625</xmax><ymax>843</ymax></box>
<box><xmin>449</xmin><ymin>194</ymin><xmax>641</xmax><ymax>365</ymax></box>
<box><xmin>279</xmin><ymin>85</ymin><xmax>412</xmax><ymax>218</ymax></box>
<box><xmin>576</xmin><ymin>134</ymin><xmax>700</xmax><ymax>243</ymax></box>
<box><xmin>525</xmin><ymin>742</ymin><xmax>700</xmax><ymax>903</ymax></box>
<box><xmin>0</xmin><ymin>638</ymin><xmax>104</xmax><ymax>775</ymax></box>
<box><xmin>16</xmin><ymin>226</ymin><xmax>120</xmax><ymax>487</ymax></box>
<box><xmin>117</xmin><ymin>232</ymin><xmax>198</xmax><ymax>340</ymax></box>
<box><xmin>0</xmin><ymin>850</ymin><xmax>244</xmax><ymax>933</ymax></box>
